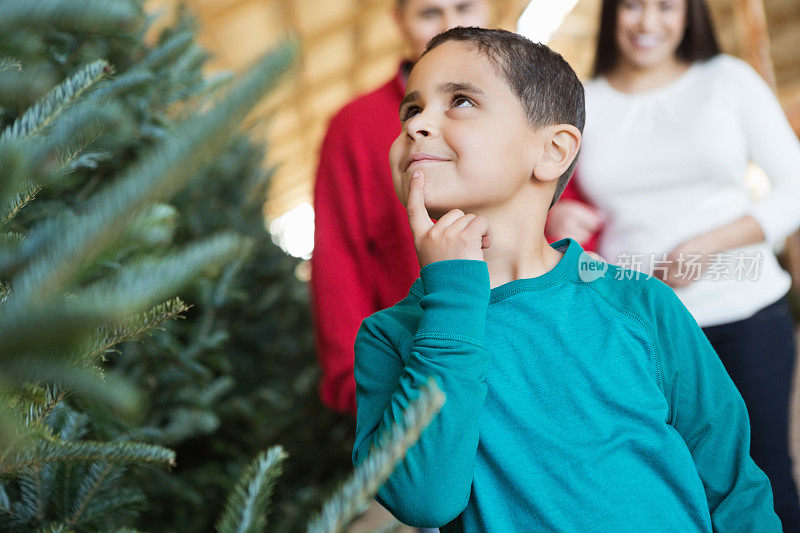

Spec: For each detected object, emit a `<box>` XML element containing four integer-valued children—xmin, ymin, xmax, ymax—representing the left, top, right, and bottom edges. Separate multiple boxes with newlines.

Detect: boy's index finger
<box><xmin>406</xmin><ymin>170</ymin><xmax>433</xmax><ymax>237</ymax></box>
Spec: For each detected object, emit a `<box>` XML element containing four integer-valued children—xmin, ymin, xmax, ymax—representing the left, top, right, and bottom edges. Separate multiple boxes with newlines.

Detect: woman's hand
<box><xmin>652</xmin><ymin>237</ymin><xmax>716</xmax><ymax>288</ymax></box>
<box><xmin>652</xmin><ymin>216</ymin><xmax>767</xmax><ymax>288</ymax></box>
<box><xmin>545</xmin><ymin>199</ymin><xmax>605</xmax><ymax>244</ymax></box>
<box><xmin>406</xmin><ymin>170</ymin><xmax>492</xmax><ymax>269</ymax></box>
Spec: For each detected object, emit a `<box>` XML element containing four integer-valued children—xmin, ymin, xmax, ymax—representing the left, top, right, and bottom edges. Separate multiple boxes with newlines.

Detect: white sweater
<box><xmin>577</xmin><ymin>54</ymin><xmax>800</xmax><ymax>327</ymax></box>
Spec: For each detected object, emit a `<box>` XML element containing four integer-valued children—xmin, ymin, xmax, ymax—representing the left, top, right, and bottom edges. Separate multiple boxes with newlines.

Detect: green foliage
<box><xmin>0</xmin><ymin>0</ymin><xmax>296</xmax><ymax>530</ymax></box>
<box><xmin>0</xmin><ymin>1</ymin><xmax>449</xmax><ymax>532</ymax></box>
<box><xmin>1</xmin><ymin>59</ymin><xmax>110</xmax><ymax>141</ymax></box>
<box><xmin>216</xmin><ymin>446</ymin><xmax>287</xmax><ymax>533</ymax></box>
<box><xmin>0</xmin><ymin>386</ymin><xmax>175</xmax><ymax>531</ymax></box>
<box><xmin>0</xmin><ymin>386</ymin><xmax>174</xmax><ymax>532</ymax></box>
<box><xmin>307</xmin><ymin>379</ymin><xmax>445</xmax><ymax>533</ymax></box>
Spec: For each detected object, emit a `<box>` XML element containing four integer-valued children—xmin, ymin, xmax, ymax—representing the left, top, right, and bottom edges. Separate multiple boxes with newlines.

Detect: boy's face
<box><xmin>389</xmin><ymin>40</ymin><xmax>545</xmax><ymax>220</ymax></box>
<box><xmin>394</xmin><ymin>0</ymin><xmax>491</xmax><ymax>61</ymax></box>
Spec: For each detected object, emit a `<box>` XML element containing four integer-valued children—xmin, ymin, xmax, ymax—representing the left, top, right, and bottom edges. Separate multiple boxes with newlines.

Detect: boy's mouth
<box><xmin>404</xmin><ymin>152</ymin><xmax>449</xmax><ymax>172</ymax></box>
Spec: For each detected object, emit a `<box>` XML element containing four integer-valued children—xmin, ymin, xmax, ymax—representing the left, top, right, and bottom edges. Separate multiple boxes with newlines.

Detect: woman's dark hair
<box><xmin>592</xmin><ymin>0</ymin><xmax>721</xmax><ymax>78</ymax></box>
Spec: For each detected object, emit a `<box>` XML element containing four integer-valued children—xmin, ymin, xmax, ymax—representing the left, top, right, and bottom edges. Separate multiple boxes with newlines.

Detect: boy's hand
<box><xmin>406</xmin><ymin>170</ymin><xmax>492</xmax><ymax>269</ymax></box>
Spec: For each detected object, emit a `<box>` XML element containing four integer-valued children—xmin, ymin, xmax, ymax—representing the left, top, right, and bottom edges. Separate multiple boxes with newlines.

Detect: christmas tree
<box><xmin>0</xmin><ymin>1</ymin><xmax>443</xmax><ymax>531</ymax></box>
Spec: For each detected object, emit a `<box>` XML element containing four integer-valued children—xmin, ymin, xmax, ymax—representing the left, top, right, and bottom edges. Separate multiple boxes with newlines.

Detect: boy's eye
<box><xmin>452</xmin><ymin>94</ymin><xmax>474</xmax><ymax>109</ymax></box>
<box><xmin>399</xmin><ymin>94</ymin><xmax>474</xmax><ymax>122</ymax></box>
<box><xmin>400</xmin><ymin>105</ymin><xmax>421</xmax><ymax>122</ymax></box>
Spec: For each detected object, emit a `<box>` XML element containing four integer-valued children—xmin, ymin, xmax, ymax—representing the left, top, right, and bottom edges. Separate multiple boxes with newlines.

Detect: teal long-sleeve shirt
<box><xmin>352</xmin><ymin>237</ymin><xmax>781</xmax><ymax>532</ymax></box>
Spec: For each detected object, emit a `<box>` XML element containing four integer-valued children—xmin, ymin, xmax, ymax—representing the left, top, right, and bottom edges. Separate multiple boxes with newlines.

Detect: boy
<box><xmin>351</xmin><ymin>27</ymin><xmax>782</xmax><ymax>531</ymax></box>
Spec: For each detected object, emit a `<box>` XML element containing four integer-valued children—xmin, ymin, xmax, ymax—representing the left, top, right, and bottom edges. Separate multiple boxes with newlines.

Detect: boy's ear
<box><xmin>532</xmin><ymin>124</ymin><xmax>582</xmax><ymax>182</ymax></box>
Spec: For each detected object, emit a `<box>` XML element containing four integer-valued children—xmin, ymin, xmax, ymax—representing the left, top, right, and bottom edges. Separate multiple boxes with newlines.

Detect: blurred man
<box><xmin>311</xmin><ymin>0</ymin><xmax>492</xmax><ymax>416</ymax></box>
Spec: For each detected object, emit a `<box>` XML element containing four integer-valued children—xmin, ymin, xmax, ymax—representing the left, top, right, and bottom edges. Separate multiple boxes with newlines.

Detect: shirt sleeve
<box><xmin>352</xmin><ymin>259</ymin><xmax>490</xmax><ymax>528</ymax></box>
<box><xmin>310</xmin><ymin>117</ymin><xmax>375</xmax><ymax>414</ymax></box>
<box><xmin>731</xmin><ymin>57</ymin><xmax>800</xmax><ymax>247</ymax></box>
<box><xmin>652</xmin><ymin>280</ymin><xmax>782</xmax><ymax>532</ymax></box>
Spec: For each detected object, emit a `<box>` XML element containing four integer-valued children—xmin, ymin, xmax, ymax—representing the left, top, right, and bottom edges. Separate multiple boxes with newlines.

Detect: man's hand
<box><xmin>406</xmin><ymin>170</ymin><xmax>491</xmax><ymax>269</ymax></box>
<box><xmin>545</xmin><ymin>199</ymin><xmax>605</xmax><ymax>244</ymax></box>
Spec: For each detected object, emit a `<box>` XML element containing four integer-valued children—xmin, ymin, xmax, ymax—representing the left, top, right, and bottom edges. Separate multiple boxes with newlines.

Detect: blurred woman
<box><xmin>546</xmin><ymin>0</ymin><xmax>800</xmax><ymax>528</ymax></box>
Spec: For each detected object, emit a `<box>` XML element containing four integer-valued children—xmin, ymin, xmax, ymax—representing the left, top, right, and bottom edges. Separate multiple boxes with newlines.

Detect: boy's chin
<box><xmin>425</xmin><ymin>203</ymin><xmax>459</xmax><ymax>221</ymax></box>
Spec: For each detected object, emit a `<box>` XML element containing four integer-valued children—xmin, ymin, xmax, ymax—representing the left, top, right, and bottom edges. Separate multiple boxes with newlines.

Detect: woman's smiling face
<box><xmin>615</xmin><ymin>0</ymin><xmax>688</xmax><ymax>71</ymax></box>
<box><xmin>389</xmin><ymin>40</ymin><xmax>541</xmax><ymax>220</ymax></box>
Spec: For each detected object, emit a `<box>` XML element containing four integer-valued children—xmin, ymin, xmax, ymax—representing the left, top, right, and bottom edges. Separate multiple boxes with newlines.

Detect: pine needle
<box><xmin>2</xmin><ymin>439</ymin><xmax>176</xmax><ymax>475</ymax></box>
<box><xmin>76</xmin><ymin>297</ymin><xmax>191</xmax><ymax>367</ymax></box>
<box><xmin>1</xmin><ymin>183</ymin><xmax>40</xmax><ymax>226</ymax></box>
<box><xmin>0</xmin><ymin>60</ymin><xmax>110</xmax><ymax>141</ymax></box>
<box><xmin>306</xmin><ymin>379</ymin><xmax>445</xmax><ymax>533</ymax></box>
<box><xmin>215</xmin><ymin>446</ymin><xmax>287</xmax><ymax>533</ymax></box>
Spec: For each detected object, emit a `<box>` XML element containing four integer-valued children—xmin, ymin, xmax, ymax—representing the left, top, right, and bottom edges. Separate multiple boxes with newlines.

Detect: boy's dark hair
<box><xmin>592</xmin><ymin>0</ymin><xmax>720</xmax><ymax>78</ymax></box>
<box><xmin>422</xmin><ymin>26</ymin><xmax>585</xmax><ymax>211</ymax></box>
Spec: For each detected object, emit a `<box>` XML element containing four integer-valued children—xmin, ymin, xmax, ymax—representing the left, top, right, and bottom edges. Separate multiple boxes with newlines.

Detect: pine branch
<box><xmin>33</xmin><ymin>99</ymin><xmax>129</xmax><ymax>175</ymax></box>
<box><xmin>0</xmin><ymin>60</ymin><xmax>110</xmax><ymax>141</ymax></box>
<box><xmin>0</xmin><ymin>137</ymin><xmax>50</xmax><ymax>200</ymax></box>
<box><xmin>1</xmin><ymin>359</ymin><xmax>139</xmax><ymax>417</ymax></box>
<box><xmin>306</xmin><ymin>378</ymin><xmax>445</xmax><ymax>533</ymax></box>
<box><xmin>53</xmin><ymin>407</ymin><xmax>89</xmax><ymax>442</ymax></box>
<box><xmin>198</xmin><ymin>70</ymin><xmax>235</xmax><ymax>101</ymax></box>
<box><xmin>8</xmin><ymin>42</ymin><xmax>295</xmax><ymax>305</ymax></box>
<box><xmin>125</xmin><ymin>203</ymin><xmax>178</xmax><ymax>247</ymax></box>
<box><xmin>76</xmin><ymin>486</ymin><xmax>145</xmax><ymax>527</ymax></box>
<box><xmin>1</xmin><ymin>439</ymin><xmax>176</xmax><ymax>475</ymax></box>
<box><xmin>0</xmin><ymin>303</ymin><xmax>106</xmax><ymax>364</ymax></box>
<box><xmin>0</xmin><ymin>64</ymin><xmax>56</xmax><ymax>110</ymax></box>
<box><xmin>0</xmin><ymin>104</ymin><xmax>123</xmax><ymax>205</ymax></box>
<box><xmin>141</xmin><ymin>31</ymin><xmax>194</xmax><ymax>72</ymax></box>
<box><xmin>35</xmin><ymin>523</ymin><xmax>76</xmax><ymax>532</ymax></box>
<box><xmin>87</xmin><ymin>69</ymin><xmax>153</xmax><ymax>102</ymax></box>
<box><xmin>215</xmin><ymin>446</ymin><xmax>287</xmax><ymax>533</ymax></box>
<box><xmin>1</xmin><ymin>183</ymin><xmax>41</xmax><ymax>227</ymax></box>
<box><xmin>66</xmin><ymin>461</ymin><xmax>120</xmax><ymax>526</ymax></box>
<box><xmin>0</xmin><ymin>279</ymin><xmax>11</xmax><ymax>305</ymax></box>
<box><xmin>0</xmin><ymin>0</ymin><xmax>144</xmax><ymax>35</ymax></box>
<box><xmin>14</xmin><ymin>466</ymin><xmax>40</xmax><ymax>523</ymax></box>
<box><xmin>71</xmin><ymin>233</ymin><xmax>249</xmax><ymax>318</ymax></box>
<box><xmin>0</xmin><ymin>57</ymin><xmax>21</xmax><ymax>72</ymax></box>
<box><xmin>76</xmin><ymin>297</ymin><xmax>190</xmax><ymax>367</ymax></box>
<box><xmin>14</xmin><ymin>383</ymin><xmax>68</xmax><ymax>430</ymax></box>
<box><xmin>163</xmin><ymin>44</ymin><xmax>209</xmax><ymax>106</ymax></box>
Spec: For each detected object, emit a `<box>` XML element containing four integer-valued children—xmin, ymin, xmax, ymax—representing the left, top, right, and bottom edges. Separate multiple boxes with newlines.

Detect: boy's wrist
<box><xmin>417</xmin><ymin>259</ymin><xmax>491</xmax><ymax>344</ymax></box>
<box><xmin>420</xmin><ymin>259</ymin><xmax>490</xmax><ymax>295</ymax></box>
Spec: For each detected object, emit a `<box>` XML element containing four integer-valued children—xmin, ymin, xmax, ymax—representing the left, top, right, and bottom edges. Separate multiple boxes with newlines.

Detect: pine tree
<box><xmin>0</xmin><ymin>0</ymin><xmax>294</xmax><ymax>529</ymax></box>
<box><xmin>1</xmin><ymin>2</ymin><xmax>450</xmax><ymax>532</ymax></box>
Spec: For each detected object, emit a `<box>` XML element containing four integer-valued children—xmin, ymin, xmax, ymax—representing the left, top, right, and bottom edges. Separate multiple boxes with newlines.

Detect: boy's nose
<box><xmin>406</xmin><ymin>114</ymin><xmax>435</xmax><ymax>139</ymax></box>
<box><xmin>411</xmin><ymin>126</ymin><xmax>430</xmax><ymax>138</ymax></box>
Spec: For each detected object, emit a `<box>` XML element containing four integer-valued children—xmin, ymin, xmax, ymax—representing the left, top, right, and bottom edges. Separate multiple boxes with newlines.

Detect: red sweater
<box><xmin>311</xmin><ymin>64</ymin><xmax>420</xmax><ymax>415</ymax></box>
<box><xmin>545</xmin><ymin>173</ymin><xmax>600</xmax><ymax>253</ymax></box>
